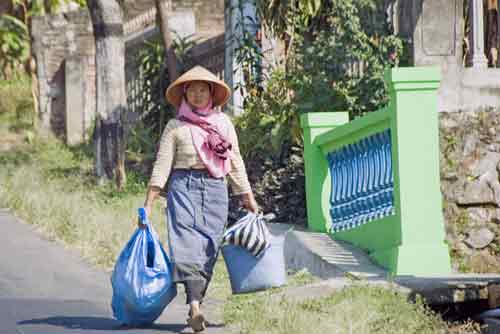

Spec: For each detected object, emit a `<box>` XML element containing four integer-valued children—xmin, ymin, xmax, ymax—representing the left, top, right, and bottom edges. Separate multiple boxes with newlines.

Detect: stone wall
<box><xmin>32</xmin><ymin>10</ymin><xmax>96</xmax><ymax>139</ymax></box>
<box><xmin>440</xmin><ymin>110</ymin><xmax>500</xmax><ymax>272</ymax></box>
<box><xmin>32</xmin><ymin>0</ymin><xmax>224</xmax><ymax>143</ymax></box>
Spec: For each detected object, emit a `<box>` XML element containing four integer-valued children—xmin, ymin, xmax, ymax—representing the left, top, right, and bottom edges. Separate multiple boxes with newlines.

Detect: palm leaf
<box><xmin>0</xmin><ymin>14</ymin><xmax>28</xmax><ymax>34</ymax></box>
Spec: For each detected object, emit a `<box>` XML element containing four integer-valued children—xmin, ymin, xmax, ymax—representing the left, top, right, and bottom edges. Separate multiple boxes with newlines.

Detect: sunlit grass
<box><xmin>223</xmin><ymin>284</ymin><xmax>447</xmax><ymax>334</ymax></box>
<box><xmin>0</xmin><ymin>139</ymin><xmax>166</xmax><ymax>270</ymax></box>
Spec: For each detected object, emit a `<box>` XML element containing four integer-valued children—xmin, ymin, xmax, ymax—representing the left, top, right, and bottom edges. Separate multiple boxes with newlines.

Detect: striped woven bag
<box><xmin>223</xmin><ymin>212</ymin><xmax>271</xmax><ymax>257</ymax></box>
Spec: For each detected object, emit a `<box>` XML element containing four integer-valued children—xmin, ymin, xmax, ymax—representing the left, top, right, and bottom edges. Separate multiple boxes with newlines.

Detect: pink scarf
<box><xmin>177</xmin><ymin>97</ymin><xmax>232</xmax><ymax>178</ymax></box>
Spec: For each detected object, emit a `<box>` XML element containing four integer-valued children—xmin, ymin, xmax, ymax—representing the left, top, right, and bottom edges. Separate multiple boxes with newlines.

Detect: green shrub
<box><xmin>234</xmin><ymin>69</ymin><xmax>299</xmax><ymax>160</ymax></box>
<box><xmin>235</xmin><ymin>0</ymin><xmax>403</xmax><ymax>160</ymax></box>
<box><xmin>0</xmin><ymin>76</ymin><xmax>33</xmax><ymax>132</ymax></box>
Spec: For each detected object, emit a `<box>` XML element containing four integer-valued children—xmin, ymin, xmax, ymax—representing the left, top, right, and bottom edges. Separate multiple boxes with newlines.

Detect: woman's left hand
<box><xmin>241</xmin><ymin>192</ymin><xmax>259</xmax><ymax>214</ymax></box>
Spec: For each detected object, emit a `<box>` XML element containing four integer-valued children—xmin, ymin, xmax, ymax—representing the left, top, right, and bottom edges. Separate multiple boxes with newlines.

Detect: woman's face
<box><xmin>185</xmin><ymin>81</ymin><xmax>211</xmax><ymax>109</ymax></box>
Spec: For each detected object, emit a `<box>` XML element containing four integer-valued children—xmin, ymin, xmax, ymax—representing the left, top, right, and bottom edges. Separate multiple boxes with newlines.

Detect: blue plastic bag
<box><xmin>222</xmin><ymin>234</ymin><xmax>286</xmax><ymax>294</ymax></box>
<box><xmin>111</xmin><ymin>209</ymin><xmax>177</xmax><ymax>326</ymax></box>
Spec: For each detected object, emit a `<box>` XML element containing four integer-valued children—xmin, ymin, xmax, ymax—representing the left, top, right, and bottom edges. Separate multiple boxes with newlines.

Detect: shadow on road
<box><xmin>18</xmin><ymin>316</ymin><xmax>187</xmax><ymax>332</ymax></box>
<box><xmin>18</xmin><ymin>316</ymin><xmax>225</xmax><ymax>333</ymax></box>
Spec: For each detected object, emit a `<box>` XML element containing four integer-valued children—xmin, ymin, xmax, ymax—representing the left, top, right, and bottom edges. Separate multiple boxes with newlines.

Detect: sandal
<box><xmin>187</xmin><ymin>312</ymin><xmax>207</xmax><ymax>332</ymax></box>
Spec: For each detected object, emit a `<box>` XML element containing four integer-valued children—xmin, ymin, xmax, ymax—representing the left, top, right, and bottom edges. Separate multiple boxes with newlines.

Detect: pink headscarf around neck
<box><xmin>177</xmin><ymin>94</ymin><xmax>233</xmax><ymax>178</ymax></box>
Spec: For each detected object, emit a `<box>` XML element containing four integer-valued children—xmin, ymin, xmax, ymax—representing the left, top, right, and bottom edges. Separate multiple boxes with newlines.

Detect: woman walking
<box><xmin>141</xmin><ymin>66</ymin><xmax>259</xmax><ymax>332</ymax></box>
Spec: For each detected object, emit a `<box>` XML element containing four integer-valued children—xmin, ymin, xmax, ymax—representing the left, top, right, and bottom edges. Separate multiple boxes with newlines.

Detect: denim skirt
<box><xmin>165</xmin><ymin>169</ymin><xmax>229</xmax><ymax>285</ymax></box>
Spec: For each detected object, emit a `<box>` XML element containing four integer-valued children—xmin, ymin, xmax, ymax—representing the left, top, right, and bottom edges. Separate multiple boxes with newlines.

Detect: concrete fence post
<box><xmin>300</xmin><ymin>112</ymin><xmax>349</xmax><ymax>232</ymax></box>
<box><xmin>65</xmin><ymin>56</ymin><xmax>85</xmax><ymax>146</ymax></box>
<box><xmin>301</xmin><ymin>67</ymin><xmax>452</xmax><ymax>276</ymax></box>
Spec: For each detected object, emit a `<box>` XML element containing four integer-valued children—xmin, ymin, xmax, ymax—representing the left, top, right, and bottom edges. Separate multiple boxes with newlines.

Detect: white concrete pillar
<box><xmin>472</xmin><ymin>0</ymin><xmax>489</xmax><ymax>68</ymax></box>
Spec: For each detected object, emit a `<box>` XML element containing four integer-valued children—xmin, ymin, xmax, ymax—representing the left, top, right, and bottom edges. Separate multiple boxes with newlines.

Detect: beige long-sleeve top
<box><xmin>148</xmin><ymin>115</ymin><xmax>252</xmax><ymax>195</ymax></box>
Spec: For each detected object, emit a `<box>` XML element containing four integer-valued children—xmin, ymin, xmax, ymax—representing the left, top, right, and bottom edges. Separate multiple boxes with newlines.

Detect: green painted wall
<box><xmin>301</xmin><ymin>67</ymin><xmax>452</xmax><ymax>276</ymax></box>
<box><xmin>300</xmin><ymin>112</ymin><xmax>349</xmax><ymax>232</ymax></box>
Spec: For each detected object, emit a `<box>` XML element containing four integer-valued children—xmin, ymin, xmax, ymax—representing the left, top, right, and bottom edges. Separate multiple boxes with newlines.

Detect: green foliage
<box><xmin>292</xmin><ymin>19</ymin><xmax>402</xmax><ymax>116</ymax></box>
<box><xmin>172</xmin><ymin>32</ymin><xmax>201</xmax><ymax>70</ymax></box>
<box><xmin>0</xmin><ymin>76</ymin><xmax>34</xmax><ymax>135</ymax></box>
<box><xmin>235</xmin><ymin>0</ymin><xmax>403</xmax><ymax>159</ymax></box>
<box><xmin>235</xmin><ymin>69</ymin><xmax>300</xmax><ymax>160</ymax></box>
<box><xmin>0</xmin><ymin>0</ymin><xmax>86</xmax><ymax>78</ymax></box>
<box><xmin>234</xmin><ymin>26</ymin><xmax>265</xmax><ymax>93</ymax></box>
<box><xmin>256</xmin><ymin>0</ymin><xmax>326</xmax><ymax>37</ymax></box>
<box><xmin>136</xmin><ymin>37</ymin><xmax>173</xmax><ymax>140</ymax></box>
<box><xmin>0</xmin><ymin>14</ymin><xmax>30</xmax><ymax>76</ymax></box>
<box><xmin>126</xmin><ymin>121</ymin><xmax>158</xmax><ymax>163</ymax></box>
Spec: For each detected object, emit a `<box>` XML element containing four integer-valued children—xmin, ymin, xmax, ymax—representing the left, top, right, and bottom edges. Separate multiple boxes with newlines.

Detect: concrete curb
<box><xmin>269</xmin><ymin>223</ymin><xmax>387</xmax><ymax>281</ymax></box>
<box><xmin>270</xmin><ymin>223</ymin><xmax>500</xmax><ymax>307</ymax></box>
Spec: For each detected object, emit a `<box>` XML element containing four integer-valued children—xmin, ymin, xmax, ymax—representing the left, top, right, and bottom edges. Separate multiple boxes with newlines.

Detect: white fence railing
<box><xmin>470</xmin><ymin>0</ymin><xmax>489</xmax><ymax>68</ymax></box>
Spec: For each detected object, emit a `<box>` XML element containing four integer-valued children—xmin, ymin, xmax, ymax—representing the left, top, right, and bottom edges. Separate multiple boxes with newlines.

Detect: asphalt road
<box><xmin>0</xmin><ymin>209</ymin><xmax>224</xmax><ymax>334</ymax></box>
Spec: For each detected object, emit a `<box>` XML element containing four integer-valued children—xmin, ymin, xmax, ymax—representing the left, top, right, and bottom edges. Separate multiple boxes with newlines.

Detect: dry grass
<box><xmin>0</xmin><ymin>140</ymin><xmax>166</xmax><ymax>270</ymax></box>
<box><xmin>223</xmin><ymin>285</ymin><xmax>448</xmax><ymax>334</ymax></box>
<box><xmin>447</xmin><ymin>320</ymin><xmax>482</xmax><ymax>334</ymax></box>
<box><xmin>0</xmin><ymin>77</ymin><xmax>34</xmax><ymax>150</ymax></box>
<box><xmin>0</xmin><ymin>77</ymin><xmax>33</xmax><ymax>132</ymax></box>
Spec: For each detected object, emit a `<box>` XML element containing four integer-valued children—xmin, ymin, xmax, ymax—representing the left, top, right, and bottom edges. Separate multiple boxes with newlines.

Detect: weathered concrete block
<box><xmin>169</xmin><ymin>9</ymin><xmax>196</xmax><ymax>38</ymax></box>
<box><xmin>65</xmin><ymin>56</ymin><xmax>85</xmax><ymax>146</ymax></box>
<box><xmin>421</xmin><ymin>0</ymin><xmax>456</xmax><ymax>56</ymax></box>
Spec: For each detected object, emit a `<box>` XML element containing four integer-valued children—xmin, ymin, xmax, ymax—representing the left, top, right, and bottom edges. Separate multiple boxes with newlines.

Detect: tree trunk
<box><xmin>155</xmin><ymin>0</ymin><xmax>178</xmax><ymax>81</ymax></box>
<box><xmin>87</xmin><ymin>0</ymin><xmax>127</xmax><ymax>190</ymax></box>
<box><xmin>486</xmin><ymin>0</ymin><xmax>498</xmax><ymax>66</ymax></box>
<box><xmin>22</xmin><ymin>1</ymin><xmax>39</xmax><ymax>129</ymax></box>
<box><xmin>155</xmin><ymin>0</ymin><xmax>178</xmax><ymax>136</ymax></box>
<box><xmin>30</xmin><ymin>57</ymin><xmax>39</xmax><ymax>129</ymax></box>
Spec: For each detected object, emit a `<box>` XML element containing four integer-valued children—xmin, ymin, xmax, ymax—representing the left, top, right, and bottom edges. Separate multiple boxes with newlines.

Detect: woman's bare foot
<box><xmin>187</xmin><ymin>301</ymin><xmax>206</xmax><ymax>332</ymax></box>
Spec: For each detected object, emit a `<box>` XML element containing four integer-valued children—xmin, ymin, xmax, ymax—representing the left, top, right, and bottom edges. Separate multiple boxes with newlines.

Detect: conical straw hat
<box><xmin>165</xmin><ymin>65</ymin><xmax>231</xmax><ymax>108</ymax></box>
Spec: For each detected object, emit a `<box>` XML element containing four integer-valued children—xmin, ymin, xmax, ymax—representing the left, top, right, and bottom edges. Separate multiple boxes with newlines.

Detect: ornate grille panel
<box><xmin>327</xmin><ymin>129</ymin><xmax>395</xmax><ymax>232</ymax></box>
